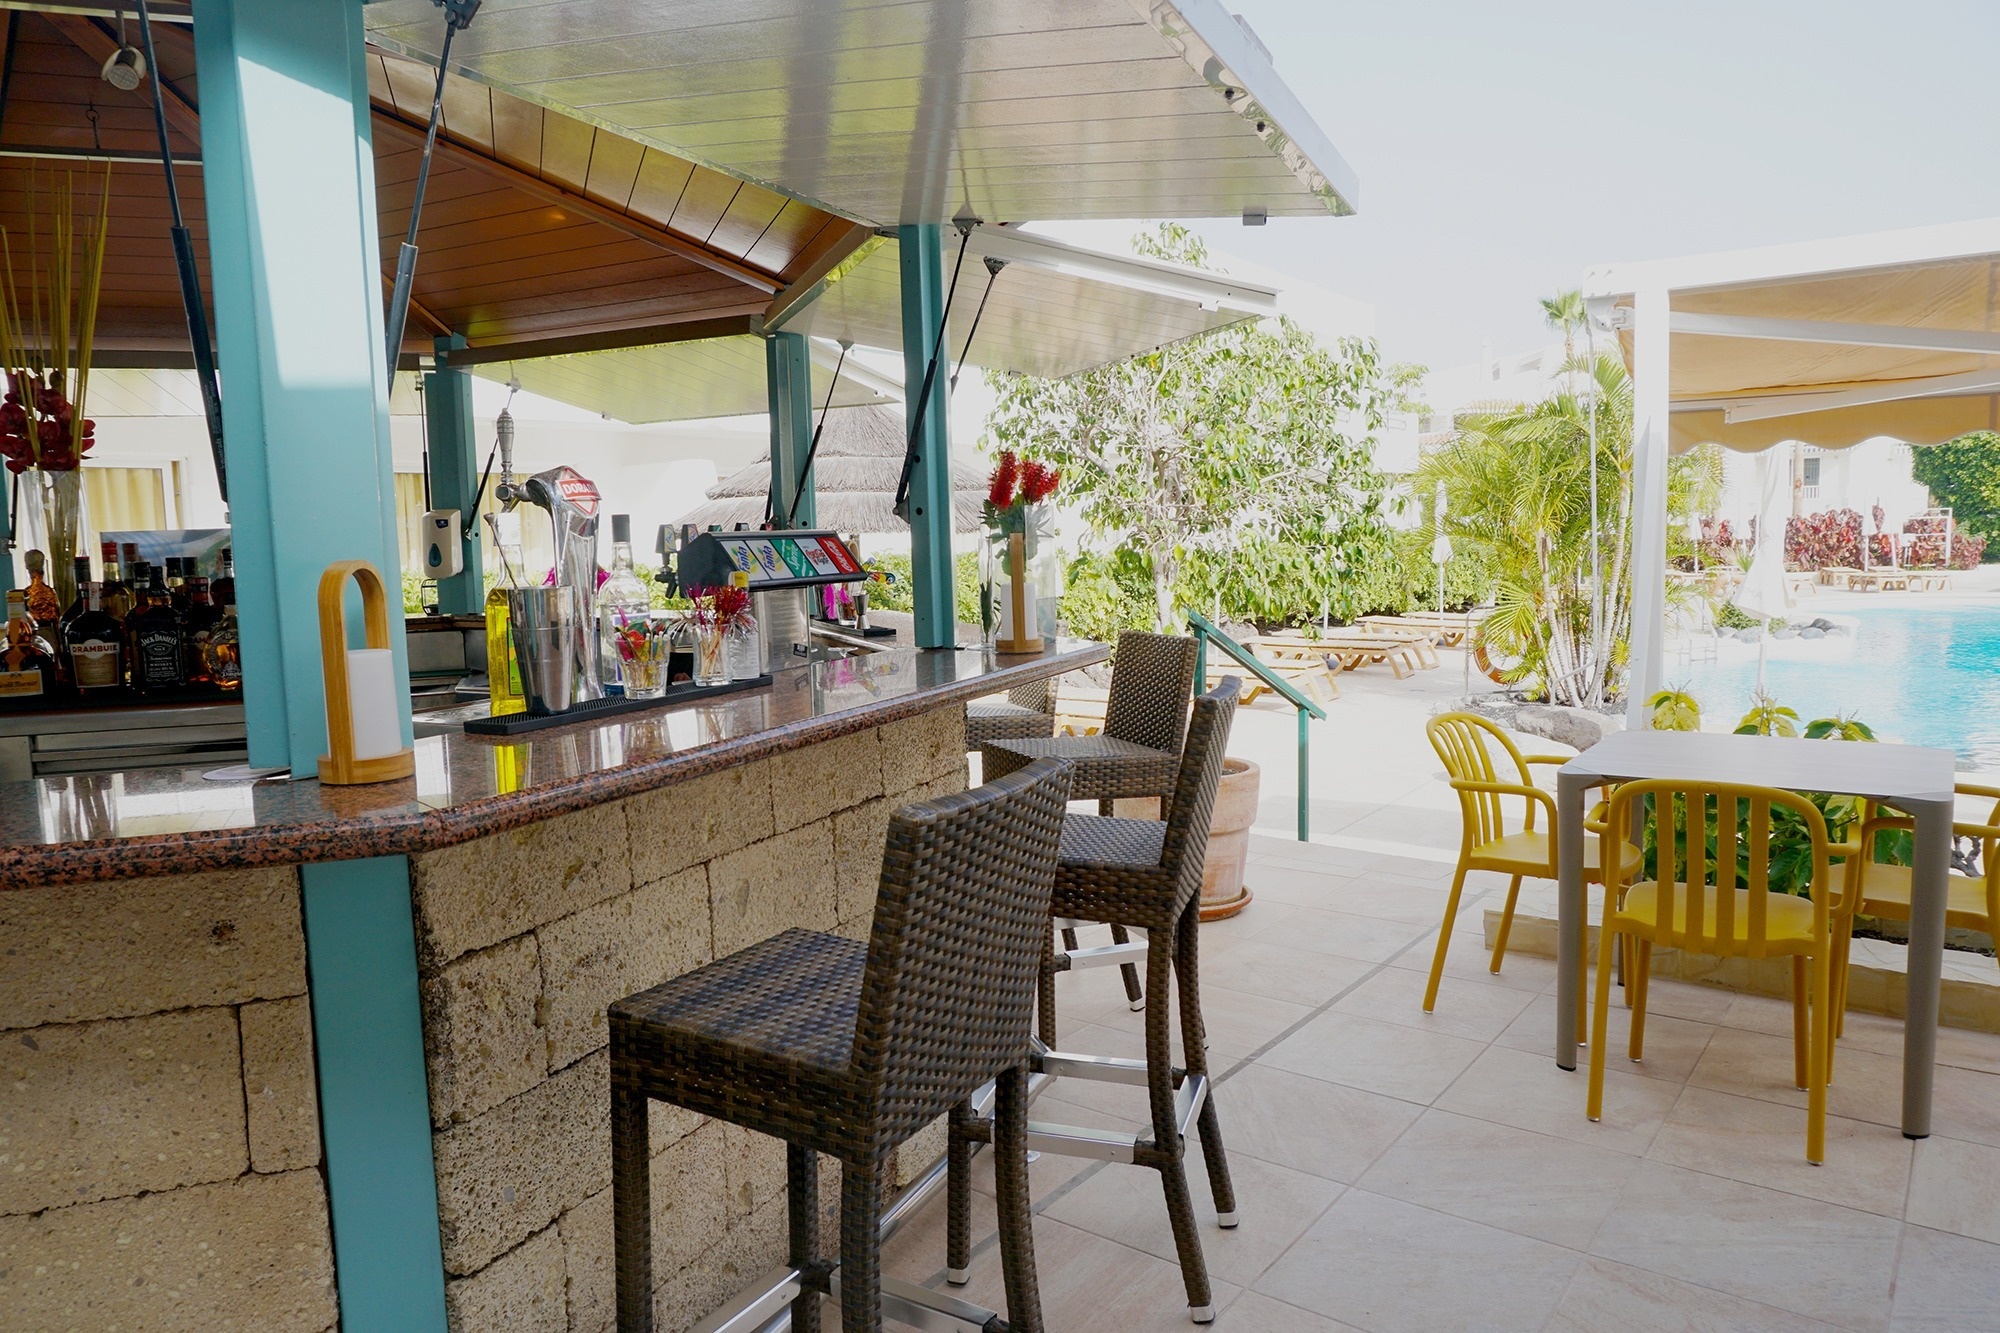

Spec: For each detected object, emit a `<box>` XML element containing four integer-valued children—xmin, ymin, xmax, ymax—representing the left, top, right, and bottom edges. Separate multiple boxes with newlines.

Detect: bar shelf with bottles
<box><xmin>0</xmin><ymin>541</ymin><xmax>244</xmax><ymax>779</ymax></box>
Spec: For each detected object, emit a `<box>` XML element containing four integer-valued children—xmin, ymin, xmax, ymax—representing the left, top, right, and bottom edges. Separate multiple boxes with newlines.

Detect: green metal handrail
<box><xmin>1185</xmin><ymin>610</ymin><xmax>1326</xmax><ymax>842</ymax></box>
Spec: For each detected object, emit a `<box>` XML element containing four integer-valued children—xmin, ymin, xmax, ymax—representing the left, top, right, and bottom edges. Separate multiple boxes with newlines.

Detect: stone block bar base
<box><xmin>0</xmin><ymin>643</ymin><xmax>1103</xmax><ymax>1331</ymax></box>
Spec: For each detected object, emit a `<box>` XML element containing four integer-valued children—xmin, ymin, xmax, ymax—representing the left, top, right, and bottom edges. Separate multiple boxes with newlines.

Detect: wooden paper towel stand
<box><xmin>994</xmin><ymin>532</ymin><xmax>1044</xmax><ymax>654</ymax></box>
<box><xmin>317</xmin><ymin>560</ymin><xmax>415</xmax><ymax>785</ymax></box>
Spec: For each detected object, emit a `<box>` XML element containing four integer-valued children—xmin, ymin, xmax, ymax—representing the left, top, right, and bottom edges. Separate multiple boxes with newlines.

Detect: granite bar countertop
<box><xmin>0</xmin><ymin>641</ymin><xmax>1106</xmax><ymax>889</ymax></box>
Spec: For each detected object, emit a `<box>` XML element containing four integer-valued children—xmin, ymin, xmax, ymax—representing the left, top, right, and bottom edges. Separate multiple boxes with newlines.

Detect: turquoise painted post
<box><xmin>193</xmin><ymin>0</ymin><xmax>410</xmax><ymax>775</ymax></box>
<box><xmin>425</xmin><ymin>335</ymin><xmax>484</xmax><ymax>614</ymax></box>
<box><xmin>299</xmin><ymin>856</ymin><xmax>448</xmax><ymax>1332</ymax></box>
<box><xmin>1298</xmin><ymin>707</ymin><xmax>1311</xmax><ymax>842</ymax></box>
<box><xmin>897</xmin><ymin>224</ymin><xmax>957</xmax><ymax>647</ymax></box>
<box><xmin>766</xmin><ymin>331</ymin><xmax>816</xmax><ymax>529</ymax></box>
<box><xmin>0</xmin><ymin>466</ymin><xmax>12</xmax><ymax>595</ymax></box>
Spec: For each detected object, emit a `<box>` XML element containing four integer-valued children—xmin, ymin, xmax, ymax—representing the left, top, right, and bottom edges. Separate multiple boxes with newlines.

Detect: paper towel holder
<box><xmin>317</xmin><ymin>560</ymin><xmax>415</xmax><ymax>785</ymax></box>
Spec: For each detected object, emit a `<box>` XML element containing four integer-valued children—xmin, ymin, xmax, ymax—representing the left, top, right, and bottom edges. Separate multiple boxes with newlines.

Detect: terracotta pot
<box><xmin>1198</xmin><ymin>757</ymin><xmax>1258</xmax><ymax>921</ymax></box>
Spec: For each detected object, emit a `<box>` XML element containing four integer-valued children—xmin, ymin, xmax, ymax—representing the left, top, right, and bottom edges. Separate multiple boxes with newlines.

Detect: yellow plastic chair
<box><xmin>1424</xmin><ymin>713</ymin><xmax>1635</xmax><ymax>1022</ymax></box>
<box><xmin>1836</xmin><ymin>783</ymin><xmax>2000</xmax><ymax>1032</ymax></box>
<box><xmin>1589</xmin><ymin>780</ymin><xmax>1855</xmax><ymax>1163</ymax></box>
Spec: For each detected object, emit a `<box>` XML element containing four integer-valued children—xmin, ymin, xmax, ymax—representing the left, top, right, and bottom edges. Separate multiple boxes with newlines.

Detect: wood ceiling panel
<box><xmin>743</xmin><ymin>201</ymin><xmax>831</xmax><ymax>277</ymax></box>
<box><xmin>439</xmin><ymin>78</ymin><xmax>495</xmax><ymax>154</ymax></box>
<box><xmin>537</xmin><ymin>111</ymin><xmax>595</xmax><ymax>193</ymax></box>
<box><xmin>489</xmin><ymin>92</ymin><xmax>544</xmax><ymax>172</ymax></box>
<box><xmin>416</xmin><ymin>246</ymin><xmax>713</xmax><ymax>307</ymax></box>
<box><xmin>459</xmin><ymin>289</ymin><xmax>768</xmax><ymax>343</ymax></box>
<box><xmin>706</xmin><ymin>180</ymin><xmax>788</xmax><ymax>258</ymax></box>
<box><xmin>379</xmin><ymin>53</ymin><xmax>438</xmax><ymax>119</ymax></box>
<box><xmin>581</xmin><ymin>132</ymin><xmax>644</xmax><ymax>211</ymax></box>
<box><xmin>624</xmin><ymin>149</ymin><xmax>694</xmax><ymax>225</ymax></box>
<box><xmin>666</xmin><ymin>168</ymin><xmax>739</xmax><ymax>244</ymax></box>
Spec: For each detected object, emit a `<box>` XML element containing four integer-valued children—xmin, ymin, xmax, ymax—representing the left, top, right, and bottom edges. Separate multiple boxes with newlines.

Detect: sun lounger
<box><xmin>1784</xmin><ymin>571</ymin><xmax>1818</xmax><ymax>597</ymax></box>
<box><xmin>1819</xmin><ymin>566</ymin><xmax>1862</xmax><ymax>587</ymax></box>
<box><xmin>1207</xmin><ymin>640</ymin><xmax>1341</xmax><ymax>706</ymax></box>
<box><xmin>1355</xmin><ymin>612</ymin><xmax>1485</xmax><ymax>648</ymax></box>
<box><xmin>1848</xmin><ymin>570</ymin><xmax>1911</xmax><ymax>592</ymax></box>
<box><xmin>1254</xmin><ymin>631</ymin><xmax>1436</xmax><ymax>680</ymax></box>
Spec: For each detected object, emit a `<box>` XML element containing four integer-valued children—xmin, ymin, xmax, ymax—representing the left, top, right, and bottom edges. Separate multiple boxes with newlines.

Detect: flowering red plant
<box><xmin>987</xmin><ymin>450</ymin><xmax>1021</xmax><ymax>508</ymax></box>
<box><xmin>982</xmin><ymin>449</ymin><xmax>1058</xmax><ymax>533</ymax></box>
<box><xmin>1019</xmin><ymin>459</ymin><xmax>1060</xmax><ymax>504</ymax></box>
<box><xmin>0</xmin><ymin>372</ymin><xmax>94</xmax><ymax>474</ymax></box>
<box><xmin>686</xmin><ymin>583</ymin><xmax>752</xmax><ymax>631</ymax></box>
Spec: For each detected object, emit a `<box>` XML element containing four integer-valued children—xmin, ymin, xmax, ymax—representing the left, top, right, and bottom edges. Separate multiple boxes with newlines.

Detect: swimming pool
<box><xmin>1674</xmin><ymin>602</ymin><xmax>2000</xmax><ymax>771</ymax></box>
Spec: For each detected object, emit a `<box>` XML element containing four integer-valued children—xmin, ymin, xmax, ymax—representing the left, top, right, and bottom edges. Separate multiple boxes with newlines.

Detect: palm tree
<box><xmin>1540</xmin><ymin>289</ymin><xmax>1589</xmax><ymax>380</ymax></box>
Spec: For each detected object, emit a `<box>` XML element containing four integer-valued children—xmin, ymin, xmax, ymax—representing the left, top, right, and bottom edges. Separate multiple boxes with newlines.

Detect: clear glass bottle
<box><xmin>201</xmin><ymin>605</ymin><xmax>243</xmax><ymax>693</ymax></box>
<box><xmin>0</xmin><ymin>589</ymin><xmax>58</xmax><ymax>703</ymax></box>
<box><xmin>97</xmin><ymin>540</ymin><xmax>133</xmax><ymax>625</ymax></box>
<box><xmin>726</xmin><ymin>569</ymin><xmax>761</xmax><ymax>680</ymax></box>
<box><xmin>594</xmin><ymin>513</ymin><xmax>650</xmax><ymax>697</ymax></box>
<box><xmin>485</xmin><ymin>511</ymin><xmax>528</xmax><ymax>717</ymax></box>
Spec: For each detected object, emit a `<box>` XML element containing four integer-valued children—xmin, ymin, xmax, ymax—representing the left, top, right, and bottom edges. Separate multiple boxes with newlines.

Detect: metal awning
<box><xmin>463</xmin><ymin>226</ymin><xmax>1274</xmax><ymax>422</ymax></box>
<box><xmin>361</xmin><ymin>0</ymin><xmax>1358</xmax><ymax>225</ymax></box>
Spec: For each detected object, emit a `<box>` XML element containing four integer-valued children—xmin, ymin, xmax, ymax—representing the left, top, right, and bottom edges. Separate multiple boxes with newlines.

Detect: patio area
<box><xmin>873</xmin><ymin>825</ymin><xmax>2000</xmax><ymax>1331</ymax></box>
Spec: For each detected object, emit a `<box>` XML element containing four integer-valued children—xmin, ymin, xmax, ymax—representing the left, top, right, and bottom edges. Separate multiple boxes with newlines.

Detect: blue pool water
<box><xmin>1676</xmin><ymin>603</ymin><xmax>2000</xmax><ymax>771</ymax></box>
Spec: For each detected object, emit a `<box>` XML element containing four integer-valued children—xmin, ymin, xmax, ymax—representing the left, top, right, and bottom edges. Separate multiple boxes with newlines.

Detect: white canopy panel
<box><xmin>362</xmin><ymin>0</ymin><xmax>1357</xmax><ymax>226</ymax></box>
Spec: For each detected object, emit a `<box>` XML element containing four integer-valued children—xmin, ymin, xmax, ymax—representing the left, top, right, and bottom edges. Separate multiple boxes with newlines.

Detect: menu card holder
<box><xmin>317</xmin><ymin>559</ymin><xmax>416</xmax><ymax>785</ymax></box>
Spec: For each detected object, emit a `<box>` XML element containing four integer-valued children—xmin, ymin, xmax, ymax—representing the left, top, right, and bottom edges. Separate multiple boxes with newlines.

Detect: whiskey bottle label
<box><xmin>136</xmin><ymin>628</ymin><xmax>183</xmax><ymax>687</ymax></box>
<box><xmin>71</xmin><ymin>641</ymin><xmax>121</xmax><ymax>689</ymax></box>
<box><xmin>0</xmin><ymin>669</ymin><xmax>44</xmax><ymax>699</ymax></box>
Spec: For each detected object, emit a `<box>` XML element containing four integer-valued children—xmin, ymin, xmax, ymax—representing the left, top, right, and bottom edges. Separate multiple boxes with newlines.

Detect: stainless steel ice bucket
<box><xmin>508</xmin><ymin>585</ymin><xmax>579</xmax><ymax>715</ymax></box>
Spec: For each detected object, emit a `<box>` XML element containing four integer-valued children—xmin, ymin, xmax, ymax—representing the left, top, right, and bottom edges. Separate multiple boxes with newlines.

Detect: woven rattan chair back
<box><xmin>1157</xmin><ymin>680</ymin><xmax>1239</xmax><ymax>910</ymax></box>
<box><xmin>1005</xmin><ymin>678</ymin><xmax>1054</xmax><ymax>713</ymax></box>
<box><xmin>854</xmin><ymin>756</ymin><xmax>1073</xmax><ymax>1145</ymax></box>
<box><xmin>1103</xmin><ymin>631</ymin><xmax>1198</xmax><ymax>753</ymax></box>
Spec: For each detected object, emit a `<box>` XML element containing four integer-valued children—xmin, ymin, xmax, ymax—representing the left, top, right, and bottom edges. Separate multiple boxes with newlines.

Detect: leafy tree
<box><xmin>982</xmin><ymin>225</ymin><xmax>1401</xmax><ymax>629</ymax></box>
<box><xmin>1910</xmin><ymin>432</ymin><xmax>2000</xmax><ymax>558</ymax></box>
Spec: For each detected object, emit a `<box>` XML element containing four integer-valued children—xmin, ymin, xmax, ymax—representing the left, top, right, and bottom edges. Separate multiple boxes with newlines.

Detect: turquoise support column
<box><xmin>898</xmin><ymin>224</ymin><xmax>957</xmax><ymax>646</ymax></box>
<box><xmin>425</xmin><ymin>335</ymin><xmax>484</xmax><ymax>614</ymax></box>
<box><xmin>0</xmin><ymin>467</ymin><xmax>12</xmax><ymax>595</ymax></box>
<box><xmin>299</xmin><ymin>856</ymin><xmax>448</xmax><ymax>1332</ymax></box>
<box><xmin>194</xmin><ymin>0</ymin><xmax>410</xmax><ymax>774</ymax></box>
<box><xmin>766</xmin><ymin>331</ymin><xmax>816</xmax><ymax>529</ymax></box>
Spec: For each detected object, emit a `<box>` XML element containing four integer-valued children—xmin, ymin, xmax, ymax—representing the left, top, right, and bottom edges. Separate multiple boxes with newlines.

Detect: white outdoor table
<box><xmin>1555</xmin><ymin>729</ymin><xmax>1958</xmax><ymax>1138</ymax></box>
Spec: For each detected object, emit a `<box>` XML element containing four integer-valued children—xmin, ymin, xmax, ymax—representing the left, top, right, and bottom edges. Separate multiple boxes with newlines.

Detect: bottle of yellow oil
<box><xmin>485</xmin><ymin>511</ymin><xmax>528</xmax><ymax>716</ymax></box>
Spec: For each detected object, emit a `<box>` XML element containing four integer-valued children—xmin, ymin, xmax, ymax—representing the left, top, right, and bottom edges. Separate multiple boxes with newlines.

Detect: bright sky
<box><xmin>1172</xmin><ymin>0</ymin><xmax>2000</xmax><ymax>374</ymax></box>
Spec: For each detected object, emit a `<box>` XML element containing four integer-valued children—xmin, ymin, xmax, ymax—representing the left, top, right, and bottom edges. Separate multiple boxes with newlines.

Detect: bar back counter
<box><xmin>0</xmin><ymin>642</ymin><xmax>1103</xmax><ymax>1332</ymax></box>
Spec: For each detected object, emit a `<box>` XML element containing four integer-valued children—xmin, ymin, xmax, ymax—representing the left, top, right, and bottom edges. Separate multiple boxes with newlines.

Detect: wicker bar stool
<box><xmin>952</xmin><ymin>681</ymin><xmax>1241</xmax><ymax>1324</ymax></box>
<box><xmin>609</xmin><ymin>758</ymin><xmax>1072</xmax><ymax>1333</ymax></box>
<box><xmin>982</xmin><ymin>631</ymin><xmax>1201</xmax><ymax>1009</ymax></box>
<box><xmin>965</xmin><ymin>678</ymin><xmax>1058</xmax><ymax>749</ymax></box>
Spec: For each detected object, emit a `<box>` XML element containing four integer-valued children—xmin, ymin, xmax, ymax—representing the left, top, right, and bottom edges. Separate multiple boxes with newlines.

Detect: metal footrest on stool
<box><xmin>691</xmin><ymin>1263</ymin><xmax>1013</xmax><ymax>1333</ymax></box>
<box><xmin>1052</xmin><ymin>920</ymin><xmax>1148</xmax><ymax>1010</ymax></box>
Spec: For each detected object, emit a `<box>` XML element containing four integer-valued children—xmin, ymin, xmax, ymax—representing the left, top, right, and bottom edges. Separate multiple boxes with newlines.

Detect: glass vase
<box><xmin>23</xmin><ymin>467</ymin><xmax>82</xmax><ymax>610</ymax></box>
<box><xmin>978</xmin><ymin>531</ymin><xmax>1003</xmax><ymax>646</ymax></box>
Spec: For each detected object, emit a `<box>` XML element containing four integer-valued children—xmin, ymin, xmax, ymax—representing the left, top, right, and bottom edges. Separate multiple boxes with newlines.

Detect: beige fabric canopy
<box><xmin>1586</xmin><ymin>218</ymin><xmax>2000</xmax><ymax>453</ymax></box>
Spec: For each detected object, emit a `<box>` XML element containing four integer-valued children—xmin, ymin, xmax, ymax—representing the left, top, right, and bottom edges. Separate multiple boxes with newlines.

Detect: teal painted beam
<box><xmin>193</xmin><ymin>0</ymin><xmax>411</xmax><ymax>775</ymax></box>
<box><xmin>299</xmin><ymin>855</ymin><xmax>448</xmax><ymax>1332</ymax></box>
<box><xmin>897</xmin><ymin>224</ymin><xmax>957</xmax><ymax>646</ymax></box>
<box><xmin>425</xmin><ymin>335</ymin><xmax>484</xmax><ymax>614</ymax></box>
<box><xmin>766</xmin><ymin>331</ymin><xmax>816</xmax><ymax>529</ymax></box>
<box><xmin>0</xmin><ymin>466</ymin><xmax>12</xmax><ymax>595</ymax></box>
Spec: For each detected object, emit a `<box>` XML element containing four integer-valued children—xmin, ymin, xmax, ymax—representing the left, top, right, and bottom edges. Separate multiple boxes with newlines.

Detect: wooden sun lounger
<box><xmin>1785</xmin><ymin>571</ymin><xmax>1819</xmax><ymax>597</ymax></box>
<box><xmin>1253</xmin><ymin>631</ymin><xmax>1436</xmax><ymax>680</ymax></box>
<box><xmin>1209</xmin><ymin>641</ymin><xmax>1341</xmax><ymax>706</ymax></box>
<box><xmin>1354</xmin><ymin>612</ymin><xmax>1485</xmax><ymax>648</ymax></box>
<box><xmin>1820</xmin><ymin>566</ymin><xmax>1863</xmax><ymax>587</ymax></box>
<box><xmin>1848</xmin><ymin>569</ymin><xmax>1911</xmax><ymax>592</ymax></box>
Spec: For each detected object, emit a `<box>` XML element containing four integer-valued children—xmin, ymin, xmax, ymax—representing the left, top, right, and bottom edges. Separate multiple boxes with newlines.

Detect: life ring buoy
<box><xmin>1471</xmin><ymin>625</ymin><xmax>1526</xmax><ymax>685</ymax></box>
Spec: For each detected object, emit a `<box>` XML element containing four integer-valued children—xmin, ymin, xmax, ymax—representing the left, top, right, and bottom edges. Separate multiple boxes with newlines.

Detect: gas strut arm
<box><xmin>383</xmin><ymin>0</ymin><xmax>481</xmax><ymax>376</ymax></box>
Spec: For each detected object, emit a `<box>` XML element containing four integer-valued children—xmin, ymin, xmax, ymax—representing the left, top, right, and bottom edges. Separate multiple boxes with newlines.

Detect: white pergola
<box><xmin>1583</xmin><ymin>217</ymin><xmax>2000</xmax><ymax>724</ymax></box>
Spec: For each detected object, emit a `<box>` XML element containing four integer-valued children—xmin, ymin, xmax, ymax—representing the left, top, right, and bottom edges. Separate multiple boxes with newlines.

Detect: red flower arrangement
<box><xmin>686</xmin><ymin>582</ymin><xmax>752</xmax><ymax>631</ymax></box>
<box><xmin>0</xmin><ymin>372</ymin><xmax>94</xmax><ymax>474</ymax></box>
<box><xmin>982</xmin><ymin>449</ymin><xmax>1060</xmax><ymax>532</ymax></box>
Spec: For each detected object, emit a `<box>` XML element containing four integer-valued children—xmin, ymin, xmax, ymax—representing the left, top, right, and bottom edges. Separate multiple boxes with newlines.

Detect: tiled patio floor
<box><xmin>877</xmin><ymin>832</ymin><xmax>2000</xmax><ymax>1331</ymax></box>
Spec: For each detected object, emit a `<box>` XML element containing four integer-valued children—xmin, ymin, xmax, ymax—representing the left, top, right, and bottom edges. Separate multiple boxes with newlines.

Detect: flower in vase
<box><xmin>982</xmin><ymin>449</ymin><xmax>1059</xmax><ymax>534</ymax></box>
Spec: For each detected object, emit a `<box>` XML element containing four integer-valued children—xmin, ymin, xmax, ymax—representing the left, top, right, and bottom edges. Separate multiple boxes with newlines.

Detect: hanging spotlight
<box><xmin>101</xmin><ymin>11</ymin><xmax>148</xmax><ymax>91</ymax></box>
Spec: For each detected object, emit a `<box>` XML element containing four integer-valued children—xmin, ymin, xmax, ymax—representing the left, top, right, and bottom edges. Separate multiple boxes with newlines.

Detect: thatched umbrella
<box><xmin>678</xmin><ymin>404</ymin><xmax>988</xmax><ymax>534</ymax></box>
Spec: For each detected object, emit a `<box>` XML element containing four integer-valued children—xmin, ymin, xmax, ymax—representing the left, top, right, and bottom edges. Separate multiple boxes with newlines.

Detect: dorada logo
<box><xmin>555</xmin><ymin>469</ymin><xmax>599</xmax><ymax>515</ymax></box>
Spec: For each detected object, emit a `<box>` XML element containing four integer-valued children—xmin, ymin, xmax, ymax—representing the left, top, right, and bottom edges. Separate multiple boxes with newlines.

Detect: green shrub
<box><xmin>861</xmin><ymin>552</ymin><xmax>980</xmax><ymax>624</ymax></box>
<box><xmin>1713</xmin><ymin>600</ymin><xmax>1760</xmax><ymax>630</ymax></box>
<box><xmin>1059</xmin><ymin>548</ymin><xmax>1158</xmax><ymax>641</ymax></box>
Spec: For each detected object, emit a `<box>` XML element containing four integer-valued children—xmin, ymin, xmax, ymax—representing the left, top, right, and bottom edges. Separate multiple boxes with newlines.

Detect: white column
<box><xmin>1625</xmin><ymin>286</ymin><xmax>1671</xmax><ymax>728</ymax></box>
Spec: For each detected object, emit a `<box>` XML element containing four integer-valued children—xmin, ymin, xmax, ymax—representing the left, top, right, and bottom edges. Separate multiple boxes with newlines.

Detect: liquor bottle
<box><xmin>593</xmin><ymin>513</ymin><xmax>650</xmax><ymax>697</ymax></box>
<box><xmin>98</xmin><ymin>540</ymin><xmax>133</xmax><ymax>624</ymax></box>
<box><xmin>0</xmin><ymin>589</ymin><xmax>58</xmax><ymax>704</ymax></box>
<box><xmin>55</xmin><ymin>556</ymin><xmax>94</xmax><ymax>691</ymax></box>
<box><xmin>200</xmin><ymin>604</ymin><xmax>242</xmax><ymax>693</ymax></box>
<box><xmin>64</xmin><ymin>579</ymin><xmax>124</xmax><ymax>694</ymax></box>
<box><xmin>484</xmin><ymin>511</ymin><xmax>527</xmax><ymax>717</ymax></box>
<box><xmin>165</xmin><ymin>557</ymin><xmax>192</xmax><ymax>614</ymax></box>
<box><xmin>127</xmin><ymin>563</ymin><xmax>187</xmax><ymax>694</ymax></box>
<box><xmin>61</xmin><ymin>556</ymin><xmax>92</xmax><ymax>624</ymax></box>
<box><xmin>182</xmin><ymin>575</ymin><xmax>221</xmax><ymax>686</ymax></box>
<box><xmin>210</xmin><ymin>546</ymin><xmax>235</xmax><ymax>611</ymax></box>
<box><xmin>21</xmin><ymin>548</ymin><xmax>61</xmax><ymax>624</ymax></box>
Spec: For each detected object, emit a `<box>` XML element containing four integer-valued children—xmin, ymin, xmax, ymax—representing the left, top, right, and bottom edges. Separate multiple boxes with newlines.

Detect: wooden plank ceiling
<box><xmin>0</xmin><ymin>15</ymin><xmax>866</xmax><ymax>367</ymax></box>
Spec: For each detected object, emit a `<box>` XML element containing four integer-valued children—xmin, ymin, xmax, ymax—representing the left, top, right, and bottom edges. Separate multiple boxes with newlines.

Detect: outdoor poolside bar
<box><xmin>0</xmin><ymin>3</ymin><xmax>1357</xmax><ymax>1330</ymax></box>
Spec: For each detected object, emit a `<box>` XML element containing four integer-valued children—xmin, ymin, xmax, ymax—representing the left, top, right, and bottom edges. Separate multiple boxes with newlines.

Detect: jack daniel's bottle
<box><xmin>127</xmin><ymin>563</ymin><xmax>187</xmax><ymax>694</ymax></box>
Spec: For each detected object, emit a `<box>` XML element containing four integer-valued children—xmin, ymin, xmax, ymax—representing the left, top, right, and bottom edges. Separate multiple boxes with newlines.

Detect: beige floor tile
<box><xmin>1356</xmin><ymin>1107</ymin><xmax>1640</xmax><ymax>1249</ymax></box>
<box><xmin>1394</xmin><ymin>934</ymin><xmax>1565</xmax><ymax>994</ymax></box>
<box><xmin>1436</xmin><ymin>1043</ymin><xmax>1682</xmax><ymax>1157</ymax></box>
<box><xmin>939</xmin><ymin>1213</ymin><xmax>1241</xmax><ymax>1329</ymax></box>
<box><xmin>1213</xmin><ymin>1061</ymin><xmax>1423</xmax><ymax>1184</ymax></box>
<box><xmin>1547</xmin><ymin>1256</ymin><xmax>1837</xmax><ymax>1332</ymax></box>
<box><xmin>1889</xmin><ymin>1225</ymin><xmax>2000</xmax><ymax>1330</ymax></box>
<box><xmin>1927</xmin><ymin>1063</ymin><xmax>2000</xmax><ymax>1150</ymax></box>
<box><xmin>1248</xmin><ymin>862</ymin><xmax>1372</xmax><ymax>909</ymax></box>
<box><xmin>1332</xmin><ymin>963</ymin><xmax>1537</xmax><ymax>1044</ymax></box>
<box><xmin>1262</xmin><ymin>1010</ymin><xmax>1486</xmax><ymax>1105</ymax></box>
<box><xmin>1634</xmin><ymin>975</ymin><xmax>1743</xmax><ymax>1025</ymax></box>
<box><xmin>1907</xmin><ymin>1136</ymin><xmax>2000</xmax><ymax>1246</ymax></box>
<box><xmin>1213</xmin><ymin>1290</ymin><xmax>1365</xmax><ymax>1332</ymax></box>
<box><xmin>1496</xmin><ymin>990</ymin><xmax>1716</xmax><ymax>1084</ymax></box>
<box><xmin>1688</xmin><ymin>1025</ymin><xmax>1909</xmax><ymax>1130</ymax></box>
<box><xmin>1040</xmin><ymin>1151</ymin><xmax>1339</xmax><ymax>1290</ymax></box>
<box><xmin>1241</xmin><ymin>903</ymin><xmax>1430</xmax><ymax>965</ymax></box>
<box><xmin>1589</xmin><ymin>1160</ymin><xmax>1899</xmax><ymax>1329</ymax></box>
<box><xmin>1933</xmin><ymin>1023</ymin><xmax>2000</xmax><ymax>1077</ymax></box>
<box><xmin>1198</xmin><ymin>937</ymin><xmax>1376</xmax><ymax>1009</ymax></box>
<box><xmin>1254</xmin><ymin>1188</ymin><xmax>1582</xmax><ymax>1332</ymax></box>
<box><xmin>1648</xmin><ymin>1086</ymin><xmax>1913</xmax><ymax>1216</ymax></box>
<box><xmin>1305</xmin><ymin>877</ymin><xmax>1454</xmax><ymax>927</ymax></box>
